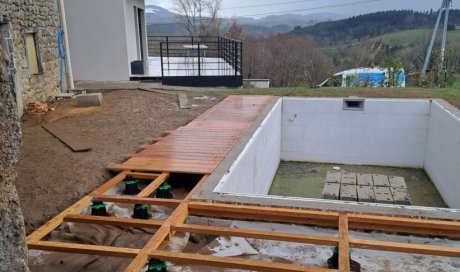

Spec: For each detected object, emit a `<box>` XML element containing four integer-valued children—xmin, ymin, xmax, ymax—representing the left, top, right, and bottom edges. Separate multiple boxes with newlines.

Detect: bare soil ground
<box><xmin>15</xmin><ymin>90</ymin><xmax>224</xmax><ymax>234</ymax></box>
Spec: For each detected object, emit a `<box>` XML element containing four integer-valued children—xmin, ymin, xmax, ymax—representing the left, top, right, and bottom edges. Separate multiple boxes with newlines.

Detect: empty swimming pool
<box><xmin>198</xmin><ymin>97</ymin><xmax>460</xmax><ymax>220</ymax></box>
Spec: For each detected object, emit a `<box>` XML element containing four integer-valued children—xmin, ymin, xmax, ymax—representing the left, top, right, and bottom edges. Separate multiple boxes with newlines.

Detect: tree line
<box><xmin>293</xmin><ymin>10</ymin><xmax>460</xmax><ymax>46</ymax></box>
<box><xmin>227</xmin><ymin>23</ymin><xmax>331</xmax><ymax>88</ymax></box>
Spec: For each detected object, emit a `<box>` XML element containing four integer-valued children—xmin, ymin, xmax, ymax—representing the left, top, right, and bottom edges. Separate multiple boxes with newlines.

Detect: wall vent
<box><xmin>343</xmin><ymin>98</ymin><xmax>365</xmax><ymax>111</ymax></box>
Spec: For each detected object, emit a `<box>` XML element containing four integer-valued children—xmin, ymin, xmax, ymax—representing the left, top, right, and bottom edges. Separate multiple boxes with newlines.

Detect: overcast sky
<box><xmin>146</xmin><ymin>0</ymin><xmax>460</xmax><ymax>18</ymax></box>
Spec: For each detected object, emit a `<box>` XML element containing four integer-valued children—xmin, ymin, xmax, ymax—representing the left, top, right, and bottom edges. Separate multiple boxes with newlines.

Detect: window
<box><xmin>25</xmin><ymin>32</ymin><xmax>41</xmax><ymax>75</ymax></box>
<box><xmin>134</xmin><ymin>7</ymin><xmax>145</xmax><ymax>60</ymax></box>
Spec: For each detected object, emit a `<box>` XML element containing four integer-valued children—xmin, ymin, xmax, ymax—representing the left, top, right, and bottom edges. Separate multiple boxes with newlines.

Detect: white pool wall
<box><xmin>424</xmin><ymin>101</ymin><xmax>460</xmax><ymax>208</ymax></box>
<box><xmin>213</xmin><ymin>99</ymin><xmax>282</xmax><ymax>194</ymax></box>
<box><xmin>281</xmin><ymin>98</ymin><xmax>431</xmax><ymax>168</ymax></box>
<box><xmin>213</xmin><ymin>97</ymin><xmax>460</xmax><ymax>211</ymax></box>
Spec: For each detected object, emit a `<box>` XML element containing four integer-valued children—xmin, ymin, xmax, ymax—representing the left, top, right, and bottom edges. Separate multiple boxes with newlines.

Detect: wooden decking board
<box><xmin>107</xmin><ymin>95</ymin><xmax>275</xmax><ymax>174</ymax></box>
<box><xmin>42</xmin><ymin>123</ymin><xmax>92</xmax><ymax>152</ymax></box>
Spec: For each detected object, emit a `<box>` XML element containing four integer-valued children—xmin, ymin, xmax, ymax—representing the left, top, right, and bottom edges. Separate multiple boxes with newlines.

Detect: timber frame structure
<box><xmin>27</xmin><ymin>96</ymin><xmax>460</xmax><ymax>272</ymax></box>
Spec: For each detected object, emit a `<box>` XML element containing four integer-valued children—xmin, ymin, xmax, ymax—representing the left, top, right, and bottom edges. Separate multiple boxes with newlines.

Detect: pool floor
<box><xmin>268</xmin><ymin>162</ymin><xmax>447</xmax><ymax>208</ymax></box>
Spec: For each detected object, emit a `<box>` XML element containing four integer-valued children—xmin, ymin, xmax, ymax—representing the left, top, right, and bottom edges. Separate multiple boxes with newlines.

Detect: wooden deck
<box><xmin>107</xmin><ymin>95</ymin><xmax>275</xmax><ymax>174</ymax></box>
<box><xmin>27</xmin><ymin>95</ymin><xmax>460</xmax><ymax>272</ymax></box>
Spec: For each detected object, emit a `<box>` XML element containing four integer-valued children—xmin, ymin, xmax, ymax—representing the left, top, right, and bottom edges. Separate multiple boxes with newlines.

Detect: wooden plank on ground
<box><xmin>340</xmin><ymin>184</ymin><xmax>357</xmax><ymax>201</ymax></box>
<box><xmin>42</xmin><ymin>123</ymin><xmax>92</xmax><ymax>152</ymax></box>
<box><xmin>323</xmin><ymin>183</ymin><xmax>340</xmax><ymax>200</ymax></box>
<box><xmin>374</xmin><ymin>187</ymin><xmax>394</xmax><ymax>204</ymax></box>
<box><xmin>178</xmin><ymin>92</ymin><xmax>191</xmax><ymax>109</ymax></box>
<box><xmin>357</xmin><ymin>186</ymin><xmax>375</xmax><ymax>203</ymax></box>
<box><xmin>357</xmin><ymin>174</ymin><xmax>373</xmax><ymax>186</ymax></box>
<box><xmin>325</xmin><ymin>171</ymin><xmax>342</xmax><ymax>183</ymax></box>
<box><xmin>372</xmin><ymin>174</ymin><xmax>390</xmax><ymax>187</ymax></box>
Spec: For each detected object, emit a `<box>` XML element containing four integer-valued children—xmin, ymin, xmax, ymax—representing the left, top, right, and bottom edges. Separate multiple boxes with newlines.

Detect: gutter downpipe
<box><xmin>58</xmin><ymin>0</ymin><xmax>75</xmax><ymax>90</ymax></box>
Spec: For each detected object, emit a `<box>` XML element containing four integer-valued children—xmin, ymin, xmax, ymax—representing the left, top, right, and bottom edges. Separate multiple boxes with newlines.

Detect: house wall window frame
<box><xmin>24</xmin><ymin>28</ymin><xmax>43</xmax><ymax>76</ymax></box>
<box><xmin>133</xmin><ymin>6</ymin><xmax>145</xmax><ymax>61</ymax></box>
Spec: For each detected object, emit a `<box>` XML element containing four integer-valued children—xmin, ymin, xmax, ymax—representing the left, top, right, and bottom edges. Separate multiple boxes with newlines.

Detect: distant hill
<box><xmin>145</xmin><ymin>5</ymin><xmax>341</xmax><ymax>36</ymax></box>
<box><xmin>293</xmin><ymin>10</ymin><xmax>460</xmax><ymax>46</ymax></box>
<box><xmin>145</xmin><ymin>5</ymin><xmax>176</xmax><ymax>23</ymax></box>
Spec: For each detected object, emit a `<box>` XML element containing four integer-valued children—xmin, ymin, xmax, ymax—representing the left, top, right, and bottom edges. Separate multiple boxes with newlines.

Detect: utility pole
<box><xmin>421</xmin><ymin>0</ymin><xmax>452</xmax><ymax>77</ymax></box>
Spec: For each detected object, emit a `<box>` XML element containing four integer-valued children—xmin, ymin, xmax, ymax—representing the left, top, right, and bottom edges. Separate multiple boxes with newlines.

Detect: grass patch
<box><xmin>197</xmin><ymin>86</ymin><xmax>460</xmax><ymax>109</ymax></box>
<box><xmin>379</xmin><ymin>29</ymin><xmax>460</xmax><ymax>47</ymax></box>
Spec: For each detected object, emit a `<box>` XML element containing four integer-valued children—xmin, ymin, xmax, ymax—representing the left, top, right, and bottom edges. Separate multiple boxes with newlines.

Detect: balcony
<box><xmin>132</xmin><ymin>36</ymin><xmax>243</xmax><ymax>87</ymax></box>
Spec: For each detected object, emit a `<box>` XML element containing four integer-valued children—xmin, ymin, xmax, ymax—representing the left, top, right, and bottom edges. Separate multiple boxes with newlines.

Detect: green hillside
<box><xmin>379</xmin><ymin>29</ymin><xmax>460</xmax><ymax>47</ymax></box>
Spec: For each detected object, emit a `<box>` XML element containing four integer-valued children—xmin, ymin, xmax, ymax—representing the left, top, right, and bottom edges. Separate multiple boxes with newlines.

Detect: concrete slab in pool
<box><xmin>195</xmin><ymin>97</ymin><xmax>460</xmax><ymax>220</ymax></box>
<box><xmin>269</xmin><ymin>162</ymin><xmax>447</xmax><ymax>208</ymax></box>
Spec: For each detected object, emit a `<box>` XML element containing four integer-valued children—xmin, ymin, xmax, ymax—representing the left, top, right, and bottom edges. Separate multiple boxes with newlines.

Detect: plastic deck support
<box><xmin>26</xmin><ymin>96</ymin><xmax>460</xmax><ymax>272</ymax></box>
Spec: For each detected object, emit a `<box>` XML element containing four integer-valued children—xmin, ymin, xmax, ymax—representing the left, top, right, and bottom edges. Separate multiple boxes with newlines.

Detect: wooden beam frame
<box><xmin>149</xmin><ymin>250</ymin><xmax>334</xmax><ymax>272</ymax></box>
<box><xmin>25</xmin><ymin>94</ymin><xmax>460</xmax><ymax>272</ymax></box>
<box><xmin>27</xmin><ymin>170</ymin><xmax>460</xmax><ymax>272</ymax></box>
<box><xmin>171</xmin><ymin>223</ymin><xmax>338</xmax><ymax>246</ymax></box>
<box><xmin>64</xmin><ymin>214</ymin><xmax>163</xmax><ymax>229</ymax></box>
<box><xmin>338</xmin><ymin>214</ymin><xmax>350</xmax><ymax>272</ymax></box>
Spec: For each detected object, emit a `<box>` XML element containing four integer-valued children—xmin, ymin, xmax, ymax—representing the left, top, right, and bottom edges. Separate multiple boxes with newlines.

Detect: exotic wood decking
<box><xmin>107</xmin><ymin>95</ymin><xmax>275</xmax><ymax>174</ymax></box>
<box><xmin>27</xmin><ymin>95</ymin><xmax>460</xmax><ymax>272</ymax></box>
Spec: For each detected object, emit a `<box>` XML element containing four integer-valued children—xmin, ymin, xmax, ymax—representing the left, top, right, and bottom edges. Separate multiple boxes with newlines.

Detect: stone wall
<box><xmin>0</xmin><ymin>29</ymin><xmax>29</xmax><ymax>272</ymax></box>
<box><xmin>0</xmin><ymin>0</ymin><xmax>62</xmax><ymax>115</ymax></box>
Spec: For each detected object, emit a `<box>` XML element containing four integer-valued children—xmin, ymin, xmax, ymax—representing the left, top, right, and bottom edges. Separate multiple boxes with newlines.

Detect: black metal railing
<box><xmin>149</xmin><ymin>36</ymin><xmax>242</xmax><ymax>78</ymax></box>
<box><xmin>148</xmin><ymin>36</ymin><xmax>218</xmax><ymax>57</ymax></box>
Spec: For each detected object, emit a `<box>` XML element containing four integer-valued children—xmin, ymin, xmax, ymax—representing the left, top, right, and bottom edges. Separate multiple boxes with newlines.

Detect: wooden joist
<box><xmin>28</xmin><ymin>240</ymin><xmax>140</xmax><ymax>258</ymax></box>
<box><xmin>350</xmin><ymin>239</ymin><xmax>460</xmax><ymax>258</ymax></box>
<box><xmin>137</xmin><ymin>172</ymin><xmax>170</xmax><ymax>197</ymax></box>
<box><xmin>338</xmin><ymin>214</ymin><xmax>351</xmax><ymax>272</ymax></box>
<box><xmin>348</xmin><ymin>214</ymin><xmax>460</xmax><ymax>238</ymax></box>
<box><xmin>124</xmin><ymin>203</ymin><xmax>190</xmax><ymax>272</ymax></box>
<box><xmin>26</xmin><ymin>196</ymin><xmax>92</xmax><ymax>243</ymax></box>
<box><xmin>90</xmin><ymin>171</ymin><xmax>128</xmax><ymax>196</ymax></box>
<box><xmin>26</xmin><ymin>95</ymin><xmax>460</xmax><ymax>272</ymax></box>
<box><xmin>92</xmin><ymin>195</ymin><xmax>181</xmax><ymax>207</ymax></box>
<box><xmin>149</xmin><ymin>251</ymin><xmax>335</xmax><ymax>272</ymax></box>
<box><xmin>64</xmin><ymin>214</ymin><xmax>163</xmax><ymax>229</ymax></box>
<box><xmin>171</xmin><ymin>223</ymin><xmax>338</xmax><ymax>246</ymax></box>
<box><xmin>188</xmin><ymin>202</ymin><xmax>339</xmax><ymax>221</ymax></box>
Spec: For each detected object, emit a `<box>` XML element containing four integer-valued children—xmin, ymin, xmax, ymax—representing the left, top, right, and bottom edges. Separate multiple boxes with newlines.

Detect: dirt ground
<box><xmin>15</xmin><ymin>89</ymin><xmax>224</xmax><ymax>234</ymax></box>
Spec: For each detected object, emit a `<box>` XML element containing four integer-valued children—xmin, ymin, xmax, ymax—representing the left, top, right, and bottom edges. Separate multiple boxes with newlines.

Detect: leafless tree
<box><xmin>173</xmin><ymin>0</ymin><xmax>222</xmax><ymax>36</ymax></box>
<box><xmin>233</xmin><ymin>33</ymin><xmax>331</xmax><ymax>87</ymax></box>
<box><xmin>356</xmin><ymin>38</ymin><xmax>383</xmax><ymax>67</ymax></box>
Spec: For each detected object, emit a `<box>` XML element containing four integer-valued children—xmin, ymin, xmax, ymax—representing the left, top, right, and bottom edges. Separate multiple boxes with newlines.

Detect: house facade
<box><xmin>63</xmin><ymin>0</ymin><xmax>148</xmax><ymax>83</ymax></box>
<box><xmin>0</xmin><ymin>0</ymin><xmax>63</xmax><ymax>115</ymax></box>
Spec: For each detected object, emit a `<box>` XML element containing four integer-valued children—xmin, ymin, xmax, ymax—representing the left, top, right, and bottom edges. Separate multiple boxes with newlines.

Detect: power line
<box><xmin>148</xmin><ymin>0</ymin><xmax>385</xmax><ymax>25</ymax></box>
<box><xmin>236</xmin><ymin>0</ymin><xmax>384</xmax><ymax>17</ymax></box>
<box><xmin>222</xmin><ymin>0</ymin><xmax>324</xmax><ymax>10</ymax></box>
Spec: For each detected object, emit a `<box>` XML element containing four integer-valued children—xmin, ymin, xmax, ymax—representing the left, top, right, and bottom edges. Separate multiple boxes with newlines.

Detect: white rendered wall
<box><xmin>214</xmin><ymin>99</ymin><xmax>282</xmax><ymax>194</ymax></box>
<box><xmin>281</xmin><ymin>98</ymin><xmax>431</xmax><ymax>168</ymax></box>
<box><xmin>64</xmin><ymin>0</ymin><xmax>130</xmax><ymax>82</ymax></box>
<box><xmin>424</xmin><ymin>101</ymin><xmax>460</xmax><ymax>208</ymax></box>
